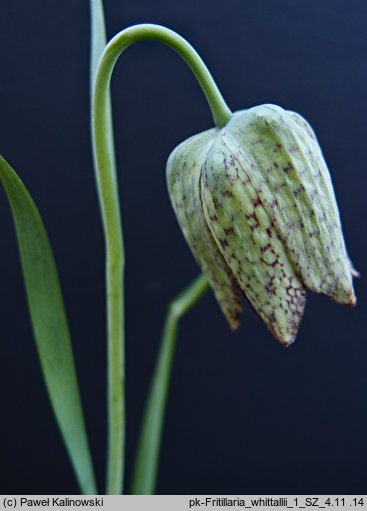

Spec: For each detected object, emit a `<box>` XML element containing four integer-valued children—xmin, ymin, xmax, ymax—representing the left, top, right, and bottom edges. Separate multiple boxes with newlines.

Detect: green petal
<box><xmin>201</xmin><ymin>137</ymin><xmax>306</xmax><ymax>345</ymax></box>
<box><xmin>224</xmin><ymin>105</ymin><xmax>356</xmax><ymax>306</ymax></box>
<box><xmin>167</xmin><ymin>130</ymin><xmax>243</xmax><ymax>329</ymax></box>
<box><xmin>0</xmin><ymin>155</ymin><xmax>96</xmax><ymax>494</ymax></box>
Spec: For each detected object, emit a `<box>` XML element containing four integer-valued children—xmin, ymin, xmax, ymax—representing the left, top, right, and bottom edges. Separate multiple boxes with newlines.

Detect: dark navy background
<box><xmin>0</xmin><ymin>0</ymin><xmax>366</xmax><ymax>495</ymax></box>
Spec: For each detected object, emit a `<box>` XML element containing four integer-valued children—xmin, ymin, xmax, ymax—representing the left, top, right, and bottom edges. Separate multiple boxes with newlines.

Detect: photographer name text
<box><xmin>3</xmin><ymin>498</ymin><xmax>104</xmax><ymax>508</ymax></box>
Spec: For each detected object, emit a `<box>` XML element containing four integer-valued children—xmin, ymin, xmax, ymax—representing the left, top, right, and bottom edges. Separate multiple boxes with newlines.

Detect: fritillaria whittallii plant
<box><xmin>0</xmin><ymin>0</ymin><xmax>358</xmax><ymax>496</ymax></box>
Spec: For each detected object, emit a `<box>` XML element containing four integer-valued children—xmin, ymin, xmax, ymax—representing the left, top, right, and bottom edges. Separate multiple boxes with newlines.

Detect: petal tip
<box><xmin>229</xmin><ymin>321</ymin><xmax>241</xmax><ymax>332</ymax></box>
<box><xmin>351</xmin><ymin>268</ymin><xmax>361</xmax><ymax>279</ymax></box>
<box><xmin>225</xmin><ymin>307</ymin><xmax>242</xmax><ymax>331</ymax></box>
<box><xmin>348</xmin><ymin>293</ymin><xmax>357</xmax><ymax>308</ymax></box>
<box><xmin>330</xmin><ymin>285</ymin><xmax>357</xmax><ymax>307</ymax></box>
<box><xmin>284</xmin><ymin>334</ymin><xmax>297</xmax><ymax>347</ymax></box>
<box><xmin>272</xmin><ymin>331</ymin><xmax>297</xmax><ymax>347</ymax></box>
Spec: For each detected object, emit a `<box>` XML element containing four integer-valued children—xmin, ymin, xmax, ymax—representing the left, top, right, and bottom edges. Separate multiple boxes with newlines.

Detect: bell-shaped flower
<box><xmin>167</xmin><ymin>104</ymin><xmax>357</xmax><ymax>345</ymax></box>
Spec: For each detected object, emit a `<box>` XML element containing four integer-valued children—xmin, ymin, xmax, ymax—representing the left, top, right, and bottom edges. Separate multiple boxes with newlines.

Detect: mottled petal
<box><xmin>224</xmin><ymin>105</ymin><xmax>356</xmax><ymax>306</ymax></box>
<box><xmin>201</xmin><ymin>136</ymin><xmax>306</xmax><ymax>345</ymax></box>
<box><xmin>166</xmin><ymin>129</ymin><xmax>243</xmax><ymax>329</ymax></box>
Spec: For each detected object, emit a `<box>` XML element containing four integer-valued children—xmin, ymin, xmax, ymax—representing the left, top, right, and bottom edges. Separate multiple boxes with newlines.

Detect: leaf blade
<box><xmin>0</xmin><ymin>155</ymin><xmax>97</xmax><ymax>494</ymax></box>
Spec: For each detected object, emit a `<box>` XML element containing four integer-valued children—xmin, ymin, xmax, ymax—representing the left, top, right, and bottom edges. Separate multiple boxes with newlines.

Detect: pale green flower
<box><xmin>167</xmin><ymin>104</ymin><xmax>357</xmax><ymax>345</ymax></box>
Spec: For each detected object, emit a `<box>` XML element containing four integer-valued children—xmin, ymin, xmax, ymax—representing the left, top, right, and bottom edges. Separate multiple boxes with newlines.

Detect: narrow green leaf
<box><xmin>90</xmin><ymin>0</ymin><xmax>108</xmax><ymax>98</ymax></box>
<box><xmin>131</xmin><ymin>274</ymin><xmax>209</xmax><ymax>495</ymax></box>
<box><xmin>0</xmin><ymin>155</ymin><xmax>97</xmax><ymax>495</ymax></box>
<box><xmin>90</xmin><ymin>0</ymin><xmax>117</xmax><ymax>183</ymax></box>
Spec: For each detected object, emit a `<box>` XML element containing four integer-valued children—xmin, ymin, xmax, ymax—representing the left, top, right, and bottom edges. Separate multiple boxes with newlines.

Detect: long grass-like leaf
<box><xmin>0</xmin><ymin>155</ymin><xmax>97</xmax><ymax>494</ymax></box>
<box><xmin>90</xmin><ymin>0</ymin><xmax>117</xmax><ymax>181</ymax></box>
<box><xmin>90</xmin><ymin>0</ymin><xmax>107</xmax><ymax>94</ymax></box>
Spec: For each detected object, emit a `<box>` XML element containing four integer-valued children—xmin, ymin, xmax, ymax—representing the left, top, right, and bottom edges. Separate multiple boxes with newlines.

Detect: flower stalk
<box><xmin>92</xmin><ymin>23</ymin><xmax>232</xmax><ymax>494</ymax></box>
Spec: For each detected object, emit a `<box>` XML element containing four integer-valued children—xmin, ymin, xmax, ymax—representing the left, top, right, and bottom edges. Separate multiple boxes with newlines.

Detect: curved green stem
<box><xmin>130</xmin><ymin>273</ymin><xmax>209</xmax><ymax>495</ymax></box>
<box><xmin>92</xmin><ymin>23</ymin><xmax>231</xmax><ymax>495</ymax></box>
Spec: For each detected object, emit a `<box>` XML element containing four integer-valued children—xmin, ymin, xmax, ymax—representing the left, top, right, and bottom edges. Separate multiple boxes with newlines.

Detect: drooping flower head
<box><xmin>167</xmin><ymin>104</ymin><xmax>357</xmax><ymax>345</ymax></box>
